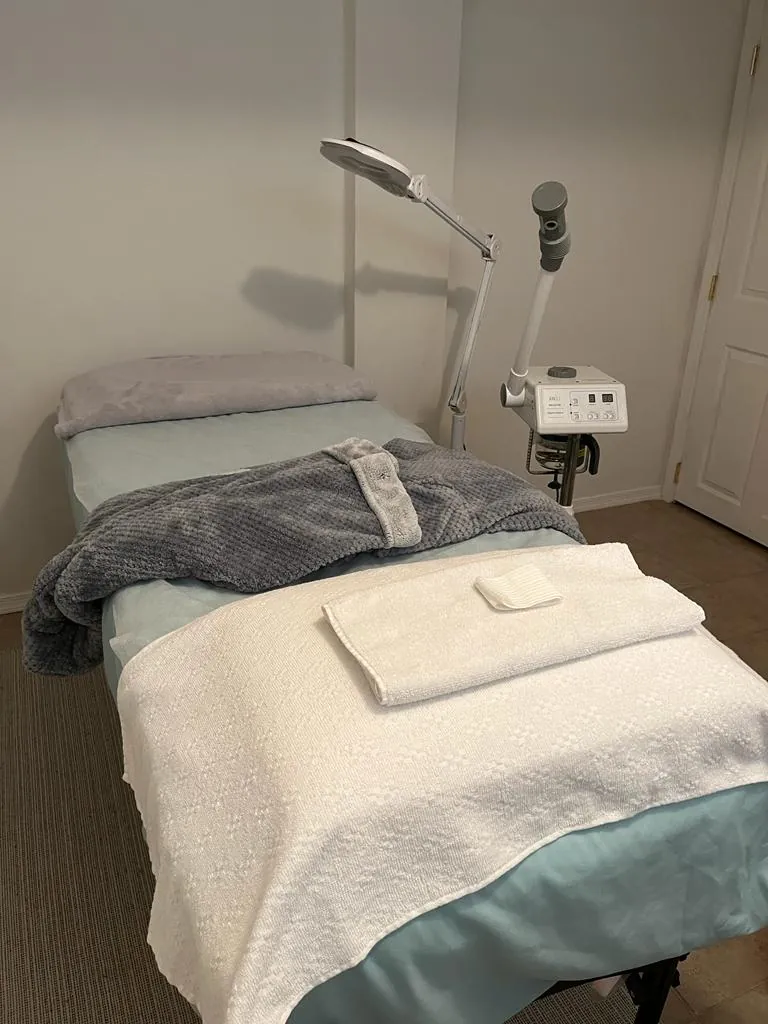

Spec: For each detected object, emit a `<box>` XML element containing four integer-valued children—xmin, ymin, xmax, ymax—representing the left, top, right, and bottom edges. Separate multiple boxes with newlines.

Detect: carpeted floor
<box><xmin>512</xmin><ymin>986</ymin><xmax>637</xmax><ymax>1024</ymax></box>
<box><xmin>0</xmin><ymin>644</ymin><xmax>636</xmax><ymax>1024</ymax></box>
<box><xmin>0</xmin><ymin>648</ymin><xmax>197</xmax><ymax>1024</ymax></box>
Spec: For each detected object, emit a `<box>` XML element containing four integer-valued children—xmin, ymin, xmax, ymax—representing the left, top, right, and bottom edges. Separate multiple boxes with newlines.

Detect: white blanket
<box><xmin>322</xmin><ymin>544</ymin><xmax>705</xmax><ymax>705</ymax></box>
<box><xmin>117</xmin><ymin>549</ymin><xmax>768</xmax><ymax>1024</ymax></box>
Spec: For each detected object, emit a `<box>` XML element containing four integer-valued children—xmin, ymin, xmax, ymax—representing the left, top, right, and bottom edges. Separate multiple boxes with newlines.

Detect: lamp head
<box><xmin>320</xmin><ymin>138</ymin><xmax>413</xmax><ymax>197</ymax></box>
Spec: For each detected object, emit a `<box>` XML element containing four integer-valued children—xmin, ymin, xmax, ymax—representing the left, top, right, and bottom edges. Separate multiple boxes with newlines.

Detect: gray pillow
<box><xmin>56</xmin><ymin>351</ymin><xmax>377</xmax><ymax>439</ymax></box>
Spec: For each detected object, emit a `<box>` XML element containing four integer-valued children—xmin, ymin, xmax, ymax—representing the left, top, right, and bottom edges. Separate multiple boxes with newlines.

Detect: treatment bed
<box><xmin>59</xmin><ymin>396</ymin><xmax>768</xmax><ymax>1024</ymax></box>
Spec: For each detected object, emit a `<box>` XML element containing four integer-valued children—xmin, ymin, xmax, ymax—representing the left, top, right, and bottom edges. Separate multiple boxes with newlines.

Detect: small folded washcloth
<box><xmin>322</xmin><ymin>543</ymin><xmax>705</xmax><ymax>706</ymax></box>
<box><xmin>474</xmin><ymin>564</ymin><xmax>562</xmax><ymax>610</ymax></box>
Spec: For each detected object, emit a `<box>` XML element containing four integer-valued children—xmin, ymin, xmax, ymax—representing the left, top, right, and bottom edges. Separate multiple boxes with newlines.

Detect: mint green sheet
<box><xmin>63</xmin><ymin>401</ymin><xmax>768</xmax><ymax>1024</ymax></box>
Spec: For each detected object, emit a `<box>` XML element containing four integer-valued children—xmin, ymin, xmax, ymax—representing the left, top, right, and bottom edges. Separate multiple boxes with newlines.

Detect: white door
<box><xmin>676</xmin><ymin>19</ymin><xmax>768</xmax><ymax>546</ymax></box>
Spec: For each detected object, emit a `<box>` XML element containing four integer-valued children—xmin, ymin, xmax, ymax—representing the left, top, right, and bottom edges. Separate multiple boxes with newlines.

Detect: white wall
<box><xmin>0</xmin><ymin>0</ymin><xmax>465</xmax><ymax>600</ymax></box>
<box><xmin>448</xmin><ymin>0</ymin><xmax>746</xmax><ymax>503</ymax></box>
<box><xmin>0</xmin><ymin>0</ymin><xmax>750</xmax><ymax>598</ymax></box>
<box><xmin>1</xmin><ymin>1</ymin><xmax>347</xmax><ymax>596</ymax></box>
<box><xmin>352</xmin><ymin>0</ymin><xmax>463</xmax><ymax>431</ymax></box>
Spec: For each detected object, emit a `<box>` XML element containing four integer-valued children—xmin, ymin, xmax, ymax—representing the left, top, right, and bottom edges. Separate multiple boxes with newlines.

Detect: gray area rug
<box><xmin>511</xmin><ymin>985</ymin><xmax>636</xmax><ymax>1024</ymax></box>
<box><xmin>0</xmin><ymin>646</ymin><xmax>634</xmax><ymax>1024</ymax></box>
<box><xmin>0</xmin><ymin>648</ymin><xmax>196</xmax><ymax>1023</ymax></box>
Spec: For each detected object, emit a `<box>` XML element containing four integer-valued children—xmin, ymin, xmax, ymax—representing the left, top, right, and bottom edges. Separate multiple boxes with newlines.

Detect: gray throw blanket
<box><xmin>23</xmin><ymin>438</ymin><xmax>584</xmax><ymax>676</ymax></box>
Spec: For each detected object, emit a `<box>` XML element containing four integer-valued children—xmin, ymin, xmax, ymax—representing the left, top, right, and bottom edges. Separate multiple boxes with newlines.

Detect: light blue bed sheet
<box><xmin>63</xmin><ymin>400</ymin><xmax>768</xmax><ymax>1024</ymax></box>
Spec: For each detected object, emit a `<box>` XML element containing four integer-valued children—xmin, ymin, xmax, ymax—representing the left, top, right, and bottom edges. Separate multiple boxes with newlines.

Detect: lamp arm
<box><xmin>407</xmin><ymin>174</ymin><xmax>500</xmax><ymax>450</ymax></box>
<box><xmin>447</xmin><ymin>258</ymin><xmax>497</xmax><ymax>450</ymax></box>
<box><xmin>409</xmin><ymin>175</ymin><xmax>500</xmax><ymax>260</ymax></box>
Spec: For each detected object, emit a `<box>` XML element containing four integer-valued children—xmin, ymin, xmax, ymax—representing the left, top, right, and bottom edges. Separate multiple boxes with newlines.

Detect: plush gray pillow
<box><xmin>56</xmin><ymin>351</ymin><xmax>377</xmax><ymax>439</ymax></box>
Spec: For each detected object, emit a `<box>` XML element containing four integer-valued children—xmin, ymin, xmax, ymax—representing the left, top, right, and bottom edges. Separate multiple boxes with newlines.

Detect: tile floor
<box><xmin>2</xmin><ymin>499</ymin><xmax>767</xmax><ymax>1023</ymax></box>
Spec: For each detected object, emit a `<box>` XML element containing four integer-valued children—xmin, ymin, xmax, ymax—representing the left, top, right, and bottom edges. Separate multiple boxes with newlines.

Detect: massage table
<box><xmin>62</xmin><ymin>398</ymin><xmax>768</xmax><ymax>1024</ymax></box>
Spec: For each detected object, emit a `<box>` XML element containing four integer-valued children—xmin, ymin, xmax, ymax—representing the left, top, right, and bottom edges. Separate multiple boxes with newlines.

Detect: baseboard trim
<box><xmin>573</xmin><ymin>486</ymin><xmax>663</xmax><ymax>514</ymax></box>
<box><xmin>0</xmin><ymin>591</ymin><xmax>31</xmax><ymax>615</ymax></box>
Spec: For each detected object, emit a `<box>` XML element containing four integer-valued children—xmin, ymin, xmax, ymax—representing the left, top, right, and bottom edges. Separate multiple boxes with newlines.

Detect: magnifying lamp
<box><xmin>320</xmin><ymin>137</ymin><xmax>569</xmax><ymax>450</ymax></box>
<box><xmin>319</xmin><ymin>139</ymin><xmax>413</xmax><ymax>198</ymax></box>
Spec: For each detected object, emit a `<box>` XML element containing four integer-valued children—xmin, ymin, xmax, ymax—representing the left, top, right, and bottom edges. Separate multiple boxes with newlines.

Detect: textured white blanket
<box><xmin>118</xmin><ymin>549</ymin><xmax>768</xmax><ymax>1024</ymax></box>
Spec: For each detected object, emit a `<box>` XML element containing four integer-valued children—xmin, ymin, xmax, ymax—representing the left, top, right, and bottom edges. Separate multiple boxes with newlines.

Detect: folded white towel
<box><xmin>322</xmin><ymin>543</ymin><xmax>705</xmax><ymax>706</ymax></box>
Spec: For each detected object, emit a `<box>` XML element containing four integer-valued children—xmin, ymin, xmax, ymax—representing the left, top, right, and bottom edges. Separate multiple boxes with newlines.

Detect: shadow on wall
<box><xmin>240</xmin><ymin>264</ymin><xmax>475</xmax><ymax>432</ymax></box>
<box><xmin>0</xmin><ymin>415</ymin><xmax>74</xmax><ymax>595</ymax></box>
<box><xmin>241</xmin><ymin>267</ymin><xmax>344</xmax><ymax>331</ymax></box>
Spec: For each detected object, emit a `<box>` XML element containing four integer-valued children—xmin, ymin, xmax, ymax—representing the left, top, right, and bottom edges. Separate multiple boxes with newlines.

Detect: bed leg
<box><xmin>626</xmin><ymin>956</ymin><xmax>685</xmax><ymax>1024</ymax></box>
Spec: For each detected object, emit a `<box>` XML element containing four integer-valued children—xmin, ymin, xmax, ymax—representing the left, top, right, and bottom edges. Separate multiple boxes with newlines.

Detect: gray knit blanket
<box><xmin>23</xmin><ymin>438</ymin><xmax>584</xmax><ymax>676</ymax></box>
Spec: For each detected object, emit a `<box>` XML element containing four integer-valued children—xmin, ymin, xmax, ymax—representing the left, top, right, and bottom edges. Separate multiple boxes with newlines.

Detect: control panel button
<box><xmin>601</xmin><ymin>411</ymin><xmax>614</xmax><ymax>420</ymax></box>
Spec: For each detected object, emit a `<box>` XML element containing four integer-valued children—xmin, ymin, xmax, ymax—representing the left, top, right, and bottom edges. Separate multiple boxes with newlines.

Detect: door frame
<box><xmin>663</xmin><ymin>0</ymin><xmax>765</xmax><ymax>501</ymax></box>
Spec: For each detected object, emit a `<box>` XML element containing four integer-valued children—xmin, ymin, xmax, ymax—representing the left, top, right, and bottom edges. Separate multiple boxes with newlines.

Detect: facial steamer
<box><xmin>320</xmin><ymin>138</ymin><xmax>628</xmax><ymax>512</ymax></box>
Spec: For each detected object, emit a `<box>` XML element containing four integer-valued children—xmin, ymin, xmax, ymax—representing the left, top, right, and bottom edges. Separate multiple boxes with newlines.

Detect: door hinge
<box><xmin>674</xmin><ymin>462</ymin><xmax>682</xmax><ymax>485</ymax></box>
<box><xmin>707</xmin><ymin>273</ymin><xmax>719</xmax><ymax>302</ymax></box>
<box><xmin>750</xmin><ymin>42</ymin><xmax>761</xmax><ymax>77</ymax></box>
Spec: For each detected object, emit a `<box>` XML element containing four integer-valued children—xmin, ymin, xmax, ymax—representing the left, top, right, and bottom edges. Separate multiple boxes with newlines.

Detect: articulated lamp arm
<box><xmin>404</xmin><ymin>175</ymin><xmax>500</xmax><ymax>451</ymax></box>
<box><xmin>318</xmin><ymin>139</ymin><xmax>570</xmax><ymax>450</ymax></box>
